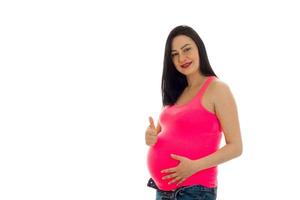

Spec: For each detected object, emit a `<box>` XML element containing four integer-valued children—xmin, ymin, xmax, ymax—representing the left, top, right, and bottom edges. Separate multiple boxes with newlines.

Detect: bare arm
<box><xmin>193</xmin><ymin>80</ymin><xmax>243</xmax><ymax>171</ymax></box>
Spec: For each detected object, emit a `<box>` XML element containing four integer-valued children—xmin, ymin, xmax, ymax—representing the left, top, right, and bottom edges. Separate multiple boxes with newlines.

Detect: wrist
<box><xmin>193</xmin><ymin>159</ymin><xmax>204</xmax><ymax>172</ymax></box>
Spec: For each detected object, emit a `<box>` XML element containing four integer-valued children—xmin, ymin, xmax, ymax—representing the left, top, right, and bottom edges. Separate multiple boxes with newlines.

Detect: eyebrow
<box><xmin>171</xmin><ymin>44</ymin><xmax>191</xmax><ymax>52</ymax></box>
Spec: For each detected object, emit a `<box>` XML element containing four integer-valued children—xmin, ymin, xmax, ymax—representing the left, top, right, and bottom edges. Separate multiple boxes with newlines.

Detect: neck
<box><xmin>185</xmin><ymin>72</ymin><xmax>207</xmax><ymax>89</ymax></box>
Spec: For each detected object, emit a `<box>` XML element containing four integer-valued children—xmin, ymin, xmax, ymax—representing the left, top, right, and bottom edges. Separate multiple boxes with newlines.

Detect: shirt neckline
<box><xmin>172</xmin><ymin>76</ymin><xmax>212</xmax><ymax>108</ymax></box>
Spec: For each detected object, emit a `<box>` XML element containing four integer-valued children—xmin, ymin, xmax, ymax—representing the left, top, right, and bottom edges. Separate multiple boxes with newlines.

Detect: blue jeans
<box><xmin>155</xmin><ymin>184</ymin><xmax>217</xmax><ymax>200</ymax></box>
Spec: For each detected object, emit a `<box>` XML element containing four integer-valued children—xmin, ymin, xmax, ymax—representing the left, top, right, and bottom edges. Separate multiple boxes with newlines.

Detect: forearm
<box><xmin>194</xmin><ymin>143</ymin><xmax>242</xmax><ymax>172</ymax></box>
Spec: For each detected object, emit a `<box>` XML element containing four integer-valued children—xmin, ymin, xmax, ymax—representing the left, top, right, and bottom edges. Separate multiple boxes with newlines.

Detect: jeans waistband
<box><xmin>147</xmin><ymin>178</ymin><xmax>217</xmax><ymax>194</ymax></box>
<box><xmin>160</xmin><ymin>184</ymin><xmax>217</xmax><ymax>194</ymax></box>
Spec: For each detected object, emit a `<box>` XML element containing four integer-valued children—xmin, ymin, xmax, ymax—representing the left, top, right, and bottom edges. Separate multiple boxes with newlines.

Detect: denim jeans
<box><xmin>155</xmin><ymin>184</ymin><xmax>217</xmax><ymax>200</ymax></box>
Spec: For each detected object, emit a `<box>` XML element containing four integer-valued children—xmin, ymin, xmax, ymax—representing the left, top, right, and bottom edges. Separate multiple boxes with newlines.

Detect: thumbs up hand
<box><xmin>145</xmin><ymin>116</ymin><xmax>160</xmax><ymax>146</ymax></box>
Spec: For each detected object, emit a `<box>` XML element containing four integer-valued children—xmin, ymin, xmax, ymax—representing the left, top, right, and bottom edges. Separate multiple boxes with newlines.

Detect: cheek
<box><xmin>172</xmin><ymin>58</ymin><xmax>178</xmax><ymax>66</ymax></box>
<box><xmin>190</xmin><ymin>51</ymin><xmax>199</xmax><ymax>60</ymax></box>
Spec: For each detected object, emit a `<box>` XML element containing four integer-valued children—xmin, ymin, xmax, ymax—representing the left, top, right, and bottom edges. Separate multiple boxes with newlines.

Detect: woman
<box><xmin>145</xmin><ymin>25</ymin><xmax>243</xmax><ymax>200</ymax></box>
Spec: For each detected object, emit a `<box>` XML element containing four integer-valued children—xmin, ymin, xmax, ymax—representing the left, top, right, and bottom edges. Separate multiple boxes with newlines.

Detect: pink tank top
<box><xmin>147</xmin><ymin>76</ymin><xmax>222</xmax><ymax>191</ymax></box>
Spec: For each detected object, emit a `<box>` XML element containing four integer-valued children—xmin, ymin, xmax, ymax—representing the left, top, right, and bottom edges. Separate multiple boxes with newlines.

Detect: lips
<box><xmin>180</xmin><ymin>61</ymin><xmax>192</xmax><ymax>68</ymax></box>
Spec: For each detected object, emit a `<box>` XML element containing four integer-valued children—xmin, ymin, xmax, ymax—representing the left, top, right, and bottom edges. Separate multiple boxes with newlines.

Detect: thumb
<box><xmin>148</xmin><ymin>116</ymin><xmax>157</xmax><ymax>134</ymax></box>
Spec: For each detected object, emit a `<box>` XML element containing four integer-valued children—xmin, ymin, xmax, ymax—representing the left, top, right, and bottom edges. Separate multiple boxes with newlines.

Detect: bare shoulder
<box><xmin>209</xmin><ymin>78</ymin><xmax>233</xmax><ymax>101</ymax></box>
<box><xmin>208</xmin><ymin>78</ymin><xmax>238</xmax><ymax>116</ymax></box>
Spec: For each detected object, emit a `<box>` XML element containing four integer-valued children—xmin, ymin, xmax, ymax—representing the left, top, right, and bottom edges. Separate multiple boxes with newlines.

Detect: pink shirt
<box><xmin>147</xmin><ymin>76</ymin><xmax>222</xmax><ymax>191</ymax></box>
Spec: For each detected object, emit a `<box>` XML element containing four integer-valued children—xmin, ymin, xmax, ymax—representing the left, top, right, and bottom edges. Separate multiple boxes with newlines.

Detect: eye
<box><xmin>184</xmin><ymin>47</ymin><xmax>191</xmax><ymax>52</ymax></box>
<box><xmin>171</xmin><ymin>53</ymin><xmax>178</xmax><ymax>57</ymax></box>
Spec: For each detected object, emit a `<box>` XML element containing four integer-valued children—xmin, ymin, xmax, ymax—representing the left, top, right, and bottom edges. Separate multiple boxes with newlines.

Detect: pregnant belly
<box><xmin>147</xmin><ymin>135</ymin><xmax>179</xmax><ymax>186</ymax></box>
<box><xmin>147</xmin><ymin>132</ymin><xmax>213</xmax><ymax>191</ymax></box>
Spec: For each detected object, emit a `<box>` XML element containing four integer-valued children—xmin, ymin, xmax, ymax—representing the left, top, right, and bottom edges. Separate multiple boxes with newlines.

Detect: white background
<box><xmin>1</xmin><ymin>0</ymin><xmax>300</xmax><ymax>199</ymax></box>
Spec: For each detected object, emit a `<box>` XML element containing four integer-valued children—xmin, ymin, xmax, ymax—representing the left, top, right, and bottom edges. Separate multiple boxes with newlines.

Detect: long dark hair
<box><xmin>161</xmin><ymin>25</ymin><xmax>218</xmax><ymax>107</ymax></box>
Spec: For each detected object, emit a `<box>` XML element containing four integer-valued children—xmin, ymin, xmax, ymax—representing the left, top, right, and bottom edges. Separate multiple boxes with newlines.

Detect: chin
<box><xmin>180</xmin><ymin>67</ymin><xmax>197</xmax><ymax>75</ymax></box>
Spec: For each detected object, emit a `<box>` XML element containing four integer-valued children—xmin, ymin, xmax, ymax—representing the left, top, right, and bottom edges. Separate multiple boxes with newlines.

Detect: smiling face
<box><xmin>171</xmin><ymin>35</ymin><xmax>200</xmax><ymax>75</ymax></box>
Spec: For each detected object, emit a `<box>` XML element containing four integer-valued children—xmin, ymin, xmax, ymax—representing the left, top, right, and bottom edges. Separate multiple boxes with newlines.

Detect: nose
<box><xmin>178</xmin><ymin>53</ymin><xmax>187</xmax><ymax>63</ymax></box>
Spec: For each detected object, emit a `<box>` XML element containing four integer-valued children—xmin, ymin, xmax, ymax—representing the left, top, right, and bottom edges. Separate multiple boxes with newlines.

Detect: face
<box><xmin>171</xmin><ymin>35</ymin><xmax>200</xmax><ymax>75</ymax></box>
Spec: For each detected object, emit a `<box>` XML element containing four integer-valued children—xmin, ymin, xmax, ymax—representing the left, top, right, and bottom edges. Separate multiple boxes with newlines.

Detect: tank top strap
<box><xmin>197</xmin><ymin>76</ymin><xmax>216</xmax><ymax>99</ymax></box>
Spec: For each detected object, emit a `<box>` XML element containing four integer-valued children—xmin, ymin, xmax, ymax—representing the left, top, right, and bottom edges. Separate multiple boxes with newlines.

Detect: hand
<box><xmin>161</xmin><ymin>154</ymin><xmax>198</xmax><ymax>186</ymax></box>
<box><xmin>145</xmin><ymin>116</ymin><xmax>159</xmax><ymax>146</ymax></box>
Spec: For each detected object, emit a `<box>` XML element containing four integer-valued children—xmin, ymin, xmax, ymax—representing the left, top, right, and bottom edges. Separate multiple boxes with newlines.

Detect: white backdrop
<box><xmin>1</xmin><ymin>0</ymin><xmax>300</xmax><ymax>199</ymax></box>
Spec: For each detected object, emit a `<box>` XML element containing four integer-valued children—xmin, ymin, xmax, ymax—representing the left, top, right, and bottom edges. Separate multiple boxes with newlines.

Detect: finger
<box><xmin>148</xmin><ymin>132</ymin><xmax>158</xmax><ymax>137</ymax></box>
<box><xmin>149</xmin><ymin>116</ymin><xmax>158</xmax><ymax>135</ymax></box>
<box><xmin>161</xmin><ymin>167</ymin><xmax>177</xmax><ymax>174</ymax></box>
<box><xmin>146</xmin><ymin>131</ymin><xmax>157</xmax><ymax>139</ymax></box>
<box><xmin>149</xmin><ymin>138</ymin><xmax>157</xmax><ymax>145</ymax></box>
<box><xmin>170</xmin><ymin>154</ymin><xmax>182</xmax><ymax>160</ymax></box>
<box><xmin>162</xmin><ymin>172</ymin><xmax>177</xmax><ymax>180</ymax></box>
<box><xmin>148</xmin><ymin>116</ymin><xmax>156</xmax><ymax>129</ymax></box>
<box><xmin>168</xmin><ymin>176</ymin><xmax>181</xmax><ymax>185</ymax></box>
<box><xmin>176</xmin><ymin>178</ymin><xmax>186</xmax><ymax>186</ymax></box>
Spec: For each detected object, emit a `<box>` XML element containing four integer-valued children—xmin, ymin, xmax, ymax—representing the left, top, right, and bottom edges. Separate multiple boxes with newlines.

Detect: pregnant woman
<box><xmin>145</xmin><ymin>25</ymin><xmax>243</xmax><ymax>200</ymax></box>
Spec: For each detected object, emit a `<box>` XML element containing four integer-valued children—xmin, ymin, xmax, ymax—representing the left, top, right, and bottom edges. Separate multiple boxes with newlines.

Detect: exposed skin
<box><xmin>157</xmin><ymin>35</ymin><xmax>243</xmax><ymax>186</ymax></box>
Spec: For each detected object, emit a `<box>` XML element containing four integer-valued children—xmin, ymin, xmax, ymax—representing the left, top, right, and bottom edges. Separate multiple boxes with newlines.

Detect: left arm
<box><xmin>161</xmin><ymin>81</ymin><xmax>243</xmax><ymax>185</ymax></box>
<box><xmin>193</xmin><ymin>80</ymin><xmax>243</xmax><ymax>172</ymax></box>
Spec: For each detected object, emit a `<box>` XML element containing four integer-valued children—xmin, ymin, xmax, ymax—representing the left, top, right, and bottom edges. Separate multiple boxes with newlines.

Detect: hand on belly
<box><xmin>160</xmin><ymin>153</ymin><xmax>198</xmax><ymax>186</ymax></box>
<box><xmin>147</xmin><ymin>136</ymin><xmax>199</xmax><ymax>187</ymax></box>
